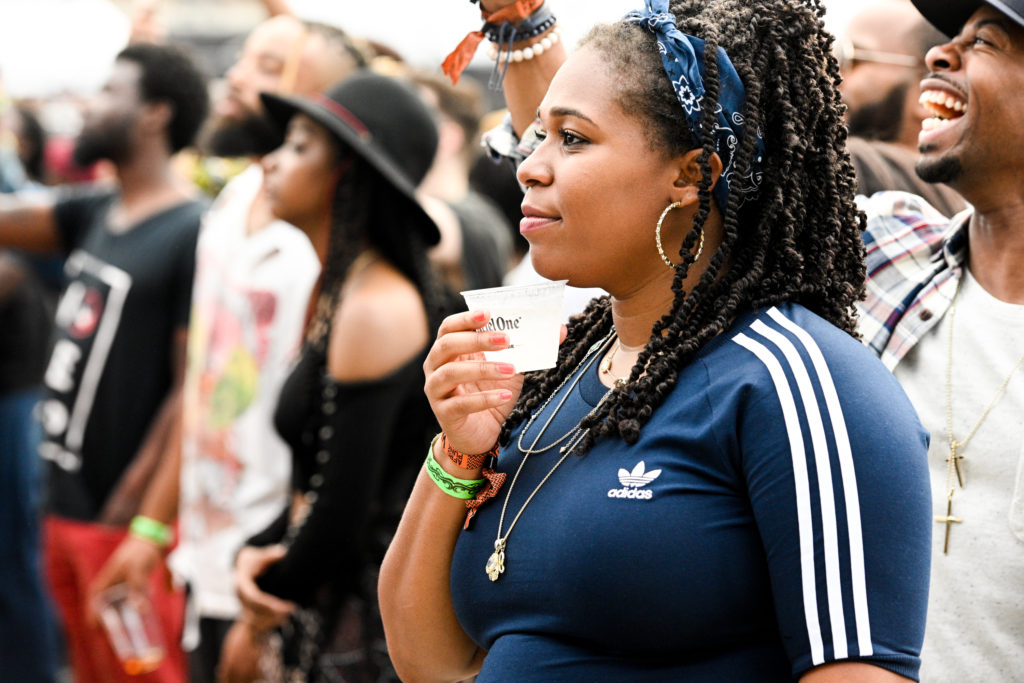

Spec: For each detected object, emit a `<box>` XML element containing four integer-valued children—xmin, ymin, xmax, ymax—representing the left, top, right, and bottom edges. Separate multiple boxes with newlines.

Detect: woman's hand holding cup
<box><xmin>423</xmin><ymin>310</ymin><xmax>524</xmax><ymax>459</ymax></box>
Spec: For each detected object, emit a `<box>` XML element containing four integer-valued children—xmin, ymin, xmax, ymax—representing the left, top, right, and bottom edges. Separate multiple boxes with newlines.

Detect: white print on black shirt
<box><xmin>39</xmin><ymin>250</ymin><xmax>131</xmax><ymax>472</ymax></box>
<box><xmin>607</xmin><ymin>460</ymin><xmax>662</xmax><ymax>500</ymax></box>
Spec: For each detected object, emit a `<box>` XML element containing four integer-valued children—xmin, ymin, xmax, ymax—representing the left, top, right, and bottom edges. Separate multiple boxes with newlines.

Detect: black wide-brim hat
<box><xmin>911</xmin><ymin>0</ymin><xmax>1024</xmax><ymax>36</ymax></box>
<box><xmin>261</xmin><ymin>71</ymin><xmax>441</xmax><ymax>246</ymax></box>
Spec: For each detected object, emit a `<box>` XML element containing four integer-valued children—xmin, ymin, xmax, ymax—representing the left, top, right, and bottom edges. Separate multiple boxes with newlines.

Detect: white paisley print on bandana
<box><xmin>625</xmin><ymin>0</ymin><xmax>765</xmax><ymax>210</ymax></box>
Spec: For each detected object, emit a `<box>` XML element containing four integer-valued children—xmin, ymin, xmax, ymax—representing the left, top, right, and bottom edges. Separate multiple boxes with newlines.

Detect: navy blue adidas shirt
<box><xmin>450</xmin><ymin>303</ymin><xmax>931</xmax><ymax>681</ymax></box>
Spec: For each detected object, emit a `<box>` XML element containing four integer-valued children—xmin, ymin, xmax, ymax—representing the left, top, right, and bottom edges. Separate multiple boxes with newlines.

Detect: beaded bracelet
<box><xmin>485</xmin><ymin>3</ymin><xmax>556</xmax><ymax>87</ymax></box>
<box><xmin>487</xmin><ymin>30</ymin><xmax>560</xmax><ymax>64</ymax></box>
<box><xmin>425</xmin><ymin>437</ymin><xmax>487</xmax><ymax>500</ymax></box>
<box><xmin>484</xmin><ymin>3</ymin><xmax>555</xmax><ymax>45</ymax></box>
<box><xmin>442</xmin><ymin>0</ymin><xmax>548</xmax><ymax>87</ymax></box>
<box><xmin>129</xmin><ymin>515</ymin><xmax>173</xmax><ymax>549</ymax></box>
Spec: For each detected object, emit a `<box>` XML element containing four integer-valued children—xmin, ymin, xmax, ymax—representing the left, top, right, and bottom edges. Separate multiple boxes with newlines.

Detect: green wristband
<box><xmin>425</xmin><ymin>442</ymin><xmax>487</xmax><ymax>500</ymax></box>
<box><xmin>129</xmin><ymin>515</ymin><xmax>172</xmax><ymax>548</ymax></box>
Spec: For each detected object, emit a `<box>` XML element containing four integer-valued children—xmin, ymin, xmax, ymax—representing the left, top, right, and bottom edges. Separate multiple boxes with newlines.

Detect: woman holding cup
<box><xmin>379</xmin><ymin>0</ymin><xmax>932</xmax><ymax>681</ymax></box>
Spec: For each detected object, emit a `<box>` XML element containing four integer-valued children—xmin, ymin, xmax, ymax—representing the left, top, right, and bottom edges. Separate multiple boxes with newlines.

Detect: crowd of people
<box><xmin>0</xmin><ymin>0</ymin><xmax>1021</xmax><ymax>680</ymax></box>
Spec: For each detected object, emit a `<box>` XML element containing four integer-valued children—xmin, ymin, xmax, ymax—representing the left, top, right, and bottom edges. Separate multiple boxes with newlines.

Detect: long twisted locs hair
<box><xmin>500</xmin><ymin>0</ymin><xmax>865</xmax><ymax>455</ymax></box>
<box><xmin>306</xmin><ymin>154</ymin><xmax>449</xmax><ymax>350</ymax></box>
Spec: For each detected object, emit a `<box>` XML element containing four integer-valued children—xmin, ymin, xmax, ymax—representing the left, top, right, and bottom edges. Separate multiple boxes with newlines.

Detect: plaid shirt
<box><xmin>857</xmin><ymin>191</ymin><xmax>972</xmax><ymax>370</ymax></box>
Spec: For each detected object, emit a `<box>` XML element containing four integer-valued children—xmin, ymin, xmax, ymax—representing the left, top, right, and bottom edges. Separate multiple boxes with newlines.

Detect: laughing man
<box><xmin>857</xmin><ymin>0</ymin><xmax>1024</xmax><ymax>679</ymax></box>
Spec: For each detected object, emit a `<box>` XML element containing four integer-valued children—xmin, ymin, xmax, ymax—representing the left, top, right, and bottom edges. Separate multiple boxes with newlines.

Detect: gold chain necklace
<box><xmin>515</xmin><ymin>332</ymin><xmax>616</xmax><ymax>457</ymax></box>
<box><xmin>937</xmin><ymin>277</ymin><xmax>1024</xmax><ymax>554</ymax></box>
<box><xmin>486</xmin><ymin>332</ymin><xmax>618</xmax><ymax>581</ymax></box>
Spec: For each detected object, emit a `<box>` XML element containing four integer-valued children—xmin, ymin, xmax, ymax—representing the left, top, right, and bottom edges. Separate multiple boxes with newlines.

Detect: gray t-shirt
<box><xmin>893</xmin><ymin>267</ymin><xmax>1024</xmax><ymax>682</ymax></box>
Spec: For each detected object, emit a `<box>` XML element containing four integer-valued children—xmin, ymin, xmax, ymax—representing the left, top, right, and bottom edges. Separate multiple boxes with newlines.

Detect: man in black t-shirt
<box><xmin>0</xmin><ymin>43</ymin><xmax>208</xmax><ymax>683</ymax></box>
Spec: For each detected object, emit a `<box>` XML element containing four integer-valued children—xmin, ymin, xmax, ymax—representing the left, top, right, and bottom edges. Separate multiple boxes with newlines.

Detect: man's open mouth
<box><xmin>920</xmin><ymin>89</ymin><xmax>967</xmax><ymax>132</ymax></box>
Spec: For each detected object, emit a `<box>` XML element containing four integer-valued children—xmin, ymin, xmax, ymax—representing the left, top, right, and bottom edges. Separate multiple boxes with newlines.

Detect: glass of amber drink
<box><xmin>96</xmin><ymin>584</ymin><xmax>166</xmax><ymax>675</ymax></box>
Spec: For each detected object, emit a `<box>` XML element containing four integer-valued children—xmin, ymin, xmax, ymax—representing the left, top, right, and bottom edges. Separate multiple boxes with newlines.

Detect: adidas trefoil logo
<box><xmin>607</xmin><ymin>461</ymin><xmax>661</xmax><ymax>500</ymax></box>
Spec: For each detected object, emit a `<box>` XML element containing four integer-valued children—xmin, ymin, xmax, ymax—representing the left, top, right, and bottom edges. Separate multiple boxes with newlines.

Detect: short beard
<box><xmin>847</xmin><ymin>82</ymin><xmax>908</xmax><ymax>143</ymax></box>
<box><xmin>916</xmin><ymin>153</ymin><xmax>963</xmax><ymax>185</ymax></box>
<box><xmin>198</xmin><ymin>112</ymin><xmax>282</xmax><ymax>158</ymax></box>
<box><xmin>72</xmin><ymin>124</ymin><xmax>130</xmax><ymax>167</ymax></box>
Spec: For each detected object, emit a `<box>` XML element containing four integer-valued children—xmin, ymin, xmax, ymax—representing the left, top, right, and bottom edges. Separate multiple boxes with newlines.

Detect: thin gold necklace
<box><xmin>487</xmin><ymin>332</ymin><xmax>617</xmax><ymax>581</ymax></box>
<box><xmin>937</xmin><ymin>277</ymin><xmax>1024</xmax><ymax>554</ymax></box>
<box><xmin>515</xmin><ymin>332</ymin><xmax>616</xmax><ymax>457</ymax></box>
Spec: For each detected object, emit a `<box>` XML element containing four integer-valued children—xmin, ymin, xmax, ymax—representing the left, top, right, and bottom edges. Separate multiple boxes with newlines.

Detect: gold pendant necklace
<box><xmin>938</xmin><ymin>278</ymin><xmax>1024</xmax><ymax>554</ymax></box>
<box><xmin>598</xmin><ymin>337</ymin><xmax>645</xmax><ymax>388</ymax></box>
<box><xmin>486</xmin><ymin>332</ymin><xmax>618</xmax><ymax>581</ymax></box>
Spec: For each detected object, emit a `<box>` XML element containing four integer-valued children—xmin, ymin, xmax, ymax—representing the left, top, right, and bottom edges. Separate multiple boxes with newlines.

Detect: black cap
<box><xmin>911</xmin><ymin>0</ymin><xmax>1024</xmax><ymax>37</ymax></box>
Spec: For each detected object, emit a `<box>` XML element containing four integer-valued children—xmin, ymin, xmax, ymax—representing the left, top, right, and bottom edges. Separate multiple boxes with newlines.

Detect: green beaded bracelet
<box><xmin>129</xmin><ymin>515</ymin><xmax>173</xmax><ymax>548</ymax></box>
<box><xmin>425</xmin><ymin>437</ymin><xmax>487</xmax><ymax>500</ymax></box>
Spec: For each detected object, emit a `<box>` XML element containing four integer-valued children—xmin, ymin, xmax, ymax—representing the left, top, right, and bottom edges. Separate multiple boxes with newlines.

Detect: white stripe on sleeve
<box><xmin>750</xmin><ymin>318</ymin><xmax>848</xmax><ymax>659</ymax></box>
<box><xmin>768</xmin><ymin>307</ymin><xmax>872</xmax><ymax>657</ymax></box>
<box><xmin>732</xmin><ymin>332</ymin><xmax>825</xmax><ymax>666</ymax></box>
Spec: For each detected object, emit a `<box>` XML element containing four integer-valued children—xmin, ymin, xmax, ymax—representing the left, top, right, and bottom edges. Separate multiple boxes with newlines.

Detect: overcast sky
<box><xmin>0</xmin><ymin>0</ymin><xmax>861</xmax><ymax>98</ymax></box>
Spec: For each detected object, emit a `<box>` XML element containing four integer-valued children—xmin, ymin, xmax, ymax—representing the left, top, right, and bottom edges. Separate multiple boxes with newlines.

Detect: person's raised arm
<box><xmin>0</xmin><ymin>194</ymin><xmax>61</xmax><ymax>252</ymax></box>
<box><xmin>476</xmin><ymin>0</ymin><xmax>567</xmax><ymax>137</ymax></box>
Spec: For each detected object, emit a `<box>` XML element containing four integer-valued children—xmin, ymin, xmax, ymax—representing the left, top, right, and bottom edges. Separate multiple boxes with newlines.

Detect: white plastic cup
<box><xmin>95</xmin><ymin>584</ymin><xmax>166</xmax><ymax>676</ymax></box>
<box><xmin>461</xmin><ymin>280</ymin><xmax>567</xmax><ymax>373</ymax></box>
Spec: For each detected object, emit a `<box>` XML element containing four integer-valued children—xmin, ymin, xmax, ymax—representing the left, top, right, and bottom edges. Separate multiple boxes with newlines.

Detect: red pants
<box><xmin>43</xmin><ymin>516</ymin><xmax>187</xmax><ymax>683</ymax></box>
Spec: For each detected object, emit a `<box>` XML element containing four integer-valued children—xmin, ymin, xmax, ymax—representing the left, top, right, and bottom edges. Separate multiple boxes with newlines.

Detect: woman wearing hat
<box><xmin>217</xmin><ymin>72</ymin><xmax>450</xmax><ymax>682</ymax></box>
<box><xmin>380</xmin><ymin>0</ymin><xmax>932</xmax><ymax>681</ymax></box>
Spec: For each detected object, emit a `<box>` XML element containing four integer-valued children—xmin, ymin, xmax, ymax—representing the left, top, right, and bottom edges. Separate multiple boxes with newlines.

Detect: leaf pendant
<box><xmin>485</xmin><ymin>539</ymin><xmax>506</xmax><ymax>581</ymax></box>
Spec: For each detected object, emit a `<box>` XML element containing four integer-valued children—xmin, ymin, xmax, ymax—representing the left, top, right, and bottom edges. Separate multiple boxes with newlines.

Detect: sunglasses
<box><xmin>834</xmin><ymin>37</ymin><xmax>923</xmax><ymax>71</ymax></box>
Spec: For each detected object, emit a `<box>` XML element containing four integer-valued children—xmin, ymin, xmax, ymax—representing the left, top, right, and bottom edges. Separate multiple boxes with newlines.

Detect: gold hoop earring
<box><xmin>655</xmin><ymin>201</ymin><xmax>705</xmax><ymax>270</ymax></box>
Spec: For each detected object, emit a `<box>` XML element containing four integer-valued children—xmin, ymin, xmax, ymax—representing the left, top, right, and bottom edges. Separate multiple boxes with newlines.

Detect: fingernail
<box><xmin>499</xmin><ymin>390</ymin><xmax>514</xmax><ymax>400</ymax></box>
<box><xmin>472</xmin><ymin>311</ymin><xmax>487</xmax><ymax>323</ymax></box>
<box><xmin>497</xmin><ymin>363</ymin><xmax>516</xmax><ymax>375</ymax></box>
<box><xmin>490</xmin><ymin>333</ymin><xmax>508</xmax><ymax>346</ymax></box>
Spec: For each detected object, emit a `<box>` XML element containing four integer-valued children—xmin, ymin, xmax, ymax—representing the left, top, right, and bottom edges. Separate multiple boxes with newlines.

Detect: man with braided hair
<box><xmin>380</xmin><ymin>0</ymin><xmax>931</xmax><ymax>680</ymax></box>
<box><xmin>858</xmin><ymin>0</ymin><xmax>1024</xmax><ymax>679</ymax></box>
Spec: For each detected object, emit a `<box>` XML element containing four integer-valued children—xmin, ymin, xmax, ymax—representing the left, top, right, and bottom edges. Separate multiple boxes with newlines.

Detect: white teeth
<box><xmin>921</xmin><ymin>116</ymin><xmax>954</xmax><ymax>132</ymax></box>
<box><xmin>919</xmin><ymin>89</ymin><xmax>967</xmax><ymax>110</ymax></box>
<box><xmin>918</xmin><ymin>89</ymin><xmax>968</xmax><ymax>122</ymax></box>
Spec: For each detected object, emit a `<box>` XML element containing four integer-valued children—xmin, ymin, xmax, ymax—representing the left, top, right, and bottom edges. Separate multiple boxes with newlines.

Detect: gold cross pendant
<box><xmin>947</xmin><ymin>441</ymin><xmax>965</xmax><ymax>488</ymax></box>
<box><xmin>934</xmin><ymin>497</ymin><xmax>962</xmax><ymax>555</ymax></box>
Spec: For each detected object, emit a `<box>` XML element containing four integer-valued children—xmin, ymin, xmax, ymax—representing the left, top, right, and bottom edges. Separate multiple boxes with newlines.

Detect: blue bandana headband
<box><xmin>624</xmin><ymin>0</ymin><xmax>765</xmax><ymax>210</ymax></box>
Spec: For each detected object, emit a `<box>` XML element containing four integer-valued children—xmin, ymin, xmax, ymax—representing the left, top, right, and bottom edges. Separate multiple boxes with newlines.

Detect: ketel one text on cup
<box><xmin>481</xmin><ymin>314</ymin><xmax>522</xmax><ymax>346</ymax></box>
<box><xmin>461</xmin><ymin>280</ymin><xmax>567</xmax><ymax>373</ymax></box>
